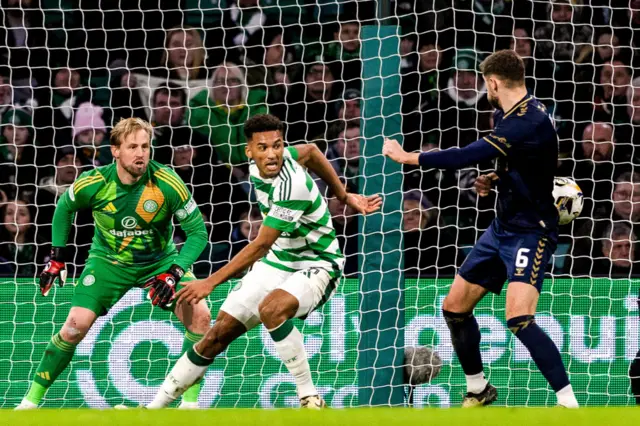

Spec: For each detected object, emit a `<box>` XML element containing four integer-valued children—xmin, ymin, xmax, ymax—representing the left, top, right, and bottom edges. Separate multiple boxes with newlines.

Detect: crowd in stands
<box><xmin>0</xmin><ymin>0</ymin><xmax>639</xmax><ymax>279</ymax></box>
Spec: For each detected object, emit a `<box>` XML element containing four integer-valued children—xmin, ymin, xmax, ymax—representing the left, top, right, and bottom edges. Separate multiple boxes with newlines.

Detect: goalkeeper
<box><xmin>16</xmin><ymin>118</ymin><xmax>210</xmax><ymax>410</ymax></box>
<box><xmin>383</xmin><ymin>50</ymin><xmax>578</xmax><ymax>408</ymax></box>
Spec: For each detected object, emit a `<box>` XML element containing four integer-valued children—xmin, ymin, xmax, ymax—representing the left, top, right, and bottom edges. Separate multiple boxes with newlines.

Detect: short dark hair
<box><xmin>244</xmin><ymin>114</ymin><xmax>284</xmax><ymax>140</ymax></box>
<box><xmin>152</xmin><ymin>82</ymin><xmax>187</xmax><ymax>106</ymax></box>
<box><xmin>479</xmin><ymin>49</ymin><xmax>525</xmax><ymax>87</ymax></box>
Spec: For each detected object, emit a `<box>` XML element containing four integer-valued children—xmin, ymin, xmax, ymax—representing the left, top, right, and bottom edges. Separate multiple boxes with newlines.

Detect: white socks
<box><xmin>556</xmin><ymin>384</ymin><xmax>579</xmax><ymax>408</ymax></box>
<box><xmin>466</xmin><ymin>372</ymin><xmax>488</xmax><ymax>394</ymax></box>
<box><xmin>269</xmin><ymin>322</ymin><xmax>317</xmax><ymax>399</ymax></box>
<box><xmin>147</xmin><ymin>351</ymin><xmax>210</xmax><ymax>409</ymax></box>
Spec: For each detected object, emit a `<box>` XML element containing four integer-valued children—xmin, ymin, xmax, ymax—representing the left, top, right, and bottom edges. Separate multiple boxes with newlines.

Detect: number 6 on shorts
<box><xmin>515</xmin><ymin>248</ymin><xmax>530</xmax><ymax>268</ymax></box>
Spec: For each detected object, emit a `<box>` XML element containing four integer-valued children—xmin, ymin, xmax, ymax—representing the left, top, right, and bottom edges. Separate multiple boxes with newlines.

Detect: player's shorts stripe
<box><xmin>503</xmin><ymin>96</ymin><xmax>532</xmax><ymax>118</ymax></box>
<box><xmin>74</xmin><ymin>176</ymin><xmax>104</xmax><ymax>194</ymax></box>
<box><xmin>156</xmin><ymin>170</ymin><xmax>188</xmax><ymax>201</ymax></box>
<box><xmin>156</xmin><ymin>170</ymin><xmax>188</xmax><ymax>200</ymax></box>
<box><xmin>482</xmin><ymin>137</ymin><xmax>507</xmax><ymax>156</ymax></box>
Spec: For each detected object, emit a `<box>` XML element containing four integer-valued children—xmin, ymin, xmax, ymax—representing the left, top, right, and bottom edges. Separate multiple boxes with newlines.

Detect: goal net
<box><xmin>1</xmin><ymin>0</ymin><xmax>639</xmax><ymax>408</ymax></box>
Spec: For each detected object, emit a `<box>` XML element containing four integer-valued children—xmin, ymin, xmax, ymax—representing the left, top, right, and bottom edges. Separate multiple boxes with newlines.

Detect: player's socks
<box><xmin>147</xmin><ymin>346</ymin><xmax>212</xmax><ymax>409</ymax></box>
<box><xmin>630</xmin><ymin>352</ymin><xmax>640</xmax><ymax>405</ymax></box>
<box><xmin>556</xmin><ymin>384</ymin><xmax>579</xmax><ymax>408</ymax></box>
<box><xmin>268</xmin><ymin>320</ymin><xmax>317</xmax><ymax>399</ymax></box>
<box><xmin>507</xmin><ymin>315</ymin><xmax>574</xmax><ymax>403</ymax></box>
<box><xmin>465</xmin><ymin>372</ymin><xmax>489</xmax><ymax>395</ymax></box>
<box><xmin>180</xmin><ymin>331</ymin><xmax>204</xmax><ymax>405</ymax></box>
<box><xmin>443</xmin><ymin>310</ymin><xmax>485</xmax><ymax>389</ymax></box>
<box><xmin>23</xmin><ymin>332</ymin><xmax>78</xmax><ymax>405</ymax></box>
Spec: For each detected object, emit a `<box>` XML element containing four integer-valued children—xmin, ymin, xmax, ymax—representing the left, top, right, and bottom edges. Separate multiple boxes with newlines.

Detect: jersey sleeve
<box><xmin>286</xmin><ymin>146</ymin><xmax>299</xmax><ymax>161</ymax></box>
<box><xmin>65</xmin><ymin>170</ymin><xmax>105</xmax><ymax>210</ymax></box>
<box><xmin>155</xmin><ymin>167</ymin><xmax>207</xmax><ymax>271</ymax></box>
<box><xmin>51</xmin><ymin>170</ymin><xmax>105</xmax><ymax>248</ymax></box>
<box><xmin>263</xmin><ymin>169</ymin><xmax>310</xmax><ymax>232</ymax></box>
<box><xmin>482</xmin><ymin>115</ymin><xmax>534</xmax><ymax>156</ymax></box>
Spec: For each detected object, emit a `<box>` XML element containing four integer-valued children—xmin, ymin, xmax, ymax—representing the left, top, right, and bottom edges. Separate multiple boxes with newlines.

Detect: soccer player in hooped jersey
<box><xmin>383</xmin><ymin>50</ymin><xmax>579</xmax><ymax>408</ymax></box>
<box><xmin>16</xmin><ymin>118</ymin><xmax>210</xmax><ymax>409</ymax></box>
<box><xmin>147</xmin><ymin>114</ymin><xmax>381</xmax><ymax>409</ymax></box>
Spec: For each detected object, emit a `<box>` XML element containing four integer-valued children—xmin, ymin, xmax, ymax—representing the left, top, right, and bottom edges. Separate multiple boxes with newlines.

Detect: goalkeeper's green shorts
<box><xmin>72</xmin><ymin>255</ymin><xmax>196</xmax><ymax>316</ymax></box>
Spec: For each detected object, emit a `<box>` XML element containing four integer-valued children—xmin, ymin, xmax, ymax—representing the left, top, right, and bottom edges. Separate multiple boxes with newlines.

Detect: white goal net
<box><xmin>0</xmin><ymin>0</ymin><xmax>639</xmax><ymax>408</ymax></box>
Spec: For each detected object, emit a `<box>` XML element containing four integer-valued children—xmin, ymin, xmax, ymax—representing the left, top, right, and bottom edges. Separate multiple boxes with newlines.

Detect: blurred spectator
<box><xmin>559</xmin><ymin>123</ymin><xmax>619</xmax><ymax>212</ymax></box>
<box><xmin>34</xmin><ymin>67</ymin><xmax>91</xmax><ymax>146</ymax></box>
<box><xmin>327</xmin><ymin>180</ymin><xmax>358</xmax><ymax>276</ymax></box>
<box><xmin>0</xmin><ymin>198</ymin><xmax>45</xmax><ymax>276</ymax></box>
<box><xmin>572</xmin><ymin>221</ymin><xmax>639</xmax><ymax>277</ymax></box>
<box><xmin>324</xmin><ymin>15</ymin><xmax>361</xmax><ymax>90</ymax></box>
<box><xmin>153</xmin><ymin>26</ymin><xmax>208</xmax><ymax>81</ymax></box>
<box><xmin>401</xmin><ymin>35</ymin><xmax>446</xmax><ymax>116</ymax></box>
<box><xmin>0</xmin><ymin>69</ymin><xmax>13</xmax><ymax>117</ymax></box>
<box><xmin>108</xmin><ymin>58</ymin><xmax>147</xmax><ymax>124</ymax></box>
<box><xmin>244</xmin><ymin>27</ymin><xmax>296</xmax><ymax>112</ymax></box>
<box><xmin>284</xmin><ymin>58</ymin><xmax>337</xmax><ymax>143</ymax></box>
<box><xmin>0</xmin><ymin>107</ymin><xmax>39</xmax><ymax>199</ymax></box>
<box><xmin>0</xmin><ymin>0</ymin><xmax>54</xmax><ymax>88</ymax></box>
<box><xmin>327</xmin><ymin>121</ymin><xmax>360</xmax><ymax>191</ymax></box>
<box><xmin>509</xmin><ymin>25</ymin><xmax>554</xmax><ymax>100</ymax></box>
<box><xmin>616</xmin><ymin>77</ymin><xmax>640</xmax><ymax>151</ymax></box>
<box><xmin>336</xmin><ymin>88</ymin><xmax>361</xmax><ymax>126</ymax></box>
<box><xmin>190</xmin><ymin>62</ymin><xmax>268</xmax><ymax>169</ymax></box>
<box><xmin>72</xmin><ymin>102</ymin><xmax>111</xmax><ymax>167</ymax></box>
<box><xmin>593</xmin><ymin>60</ymin><xmax>632</xmax><ymax>122</ymax></box>
<box><xmin>403</xmin><ymin>190</ymin><xmax>460</xmax><ymax>277</ymax></box>
<box><xmin>33</xmin><ymin>147</ymin><xmax>92</xmax><ymax>272</ymax></box>
<box><xmin>151</xmin><ymin>83</ymin><xmax>207</xmax><ymax>164</ymax></box>
<box><xmin>230</xmin><ymin>205</ymin><xmax>262</xmax><ymax>258</ymax></box>
<box><xmin>399</xmin><ymin>30</ymin><xmax>418</xmax><ymax>75</ymax></box>
<box><xmin>215</xmin><ymin>0</ymin><xmax>267</xmax><ymax>65</ymax></box>
<box><xmin>404</xmin><ymin>49</ymin><xmax>491</xmax><ymax>154</ymax></box>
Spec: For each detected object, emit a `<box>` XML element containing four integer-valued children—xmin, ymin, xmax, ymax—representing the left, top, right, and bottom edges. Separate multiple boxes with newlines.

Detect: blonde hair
<box><xmin>161</xmin><ymin>26</ymin><xmax>206</xmax><ymax>79</ymax></box>
<box><xmin>110</xmin><ymin>117</ymin><xmax>153</xmax><ymax>147</ymax></box>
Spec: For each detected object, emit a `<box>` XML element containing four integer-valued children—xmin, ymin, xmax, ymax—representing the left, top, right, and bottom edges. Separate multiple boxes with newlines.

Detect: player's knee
<box><xmin>258</xmin><ymin>298</ymin><xmax>281</xmax><ymax>325</ymax></box>
<box><xmin>60</xmin><ymin>319</ymin><xmax>91</xmax><ymax>344</ymax></box>
<box><xmin>191</xmin><ymin>302</ymin><xmax>212</xmax><ymax>333</ymax></box>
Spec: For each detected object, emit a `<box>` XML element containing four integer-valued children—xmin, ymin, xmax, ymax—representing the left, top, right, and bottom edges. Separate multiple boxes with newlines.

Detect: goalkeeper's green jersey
<box><xmin>52</xmin><ymin>160</ymin><xmax>207</xmax><ymax>270</ymax></box>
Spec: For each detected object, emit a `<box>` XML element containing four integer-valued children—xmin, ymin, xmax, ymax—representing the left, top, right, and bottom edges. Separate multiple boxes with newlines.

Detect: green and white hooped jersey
<box><xmin>249</xmin><ymin>147</ymin><xmax>345</xmax><ymax>278</ymax></box>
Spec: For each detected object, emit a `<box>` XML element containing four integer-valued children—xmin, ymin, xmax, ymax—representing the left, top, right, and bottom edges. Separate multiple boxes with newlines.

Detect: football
<box><xmin>553</xmin><ymin>177</ymin><xmax>584</xmax><ymax>225</ymax></box>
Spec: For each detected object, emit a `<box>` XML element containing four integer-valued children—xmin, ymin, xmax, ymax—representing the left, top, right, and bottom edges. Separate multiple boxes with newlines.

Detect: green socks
<box><xmin>181</xmin><ymin>330</ymin><xmax>205</xmax><ymax>404</ymax></box>
<box><xmin>25</xmin><ymin>333</ymin><xmax>78</xmax><ymax>405</ymax></box>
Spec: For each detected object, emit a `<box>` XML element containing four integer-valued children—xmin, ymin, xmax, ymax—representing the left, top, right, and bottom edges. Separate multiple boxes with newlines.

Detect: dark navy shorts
<box><xmin>458</xmin><ymin>220</ymin><xmax>557</xmax><ymax>294</ymax></box>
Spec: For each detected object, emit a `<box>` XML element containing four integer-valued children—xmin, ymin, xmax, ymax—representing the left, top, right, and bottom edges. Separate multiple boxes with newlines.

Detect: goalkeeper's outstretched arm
<box><xmin>382</xmin><ymin>137</ymin><xmax>502</xmax><ymax>170</ymax></box>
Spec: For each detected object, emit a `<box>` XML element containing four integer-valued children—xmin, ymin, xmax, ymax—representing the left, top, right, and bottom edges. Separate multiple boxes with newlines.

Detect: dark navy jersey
<box><xmin>483</xmin><ymin>95</ymin><xmax>559</xmax><ymax>230</ymax></box>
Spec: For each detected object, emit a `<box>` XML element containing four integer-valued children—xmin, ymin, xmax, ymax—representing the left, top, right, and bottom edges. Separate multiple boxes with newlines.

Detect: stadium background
<box><xmin>1</xmin><ymin>0</ymin><xmax>640</xmax><ymax>408</ymax></box>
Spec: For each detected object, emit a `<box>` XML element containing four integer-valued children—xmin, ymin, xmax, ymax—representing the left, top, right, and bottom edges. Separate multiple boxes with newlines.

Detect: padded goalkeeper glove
<box><xmin>40</xmin><ymin>247</ymin><xmax>67</xmax><ymax>297</ymax></box>
<box><xmin>144</xmin><ymin>264</ymin><xmax>185</xmax><ymax>310</ymax></box>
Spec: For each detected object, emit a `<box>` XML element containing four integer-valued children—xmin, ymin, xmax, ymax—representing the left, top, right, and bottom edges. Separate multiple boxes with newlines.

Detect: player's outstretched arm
<box><xmin>291</xmin><ymin>144</ymin><xmax>382</xmax><ymax>215</ymax></box>
<box><xmin>40</xmin><ymin>175</ymin><xmax>97</xmax><ymax>297</ymax></box>
<box><xmin>174</xmin><ymin>225</ymin><xmax>281</xmax><ymax>305</ymax></box>
<box><xmin>383</xmin><ymin>137</ymin><xmax>502</xmax><ymax>170</ymax></box>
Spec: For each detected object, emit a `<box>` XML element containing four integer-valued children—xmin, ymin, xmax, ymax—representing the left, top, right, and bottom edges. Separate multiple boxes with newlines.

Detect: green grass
<box><xmin>3</xmin><ymin>408</ymin><xmax>640</xmax><ymax>426</ymax></box>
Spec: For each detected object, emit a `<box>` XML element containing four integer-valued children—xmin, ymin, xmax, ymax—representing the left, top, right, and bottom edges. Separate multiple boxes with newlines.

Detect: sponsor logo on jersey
<box><xmin>109</xmin><ymin>229</ymin><xmax>154</xmax><ymax>237</ymax></box>
<box><xmin>175</xmin><ymin>209</ymin><xmax>187</xmax><ymax>220</ymax></box>
<box><xmin>271</xmin><ymin>205</ymin><xmax>295</xmax><ymax>222</ymax></box>
<box><xmin>121</xmin><ymin>216</ymin><xmax>137</xmax><ymax>229</ymax></box>
<box><xmin>143</xmin><ymin>199</ymin><xmax>158</xmax><ymax>213</ymax></box>
<box><xmin>83</xmin><ymin>274</ymin><xmax>96</xmax><ymax>286</ymax></box>
<box><xmin>185</xmin><ymin>198</ymin><xmax>196</xmax><ymax>214</ymax></box>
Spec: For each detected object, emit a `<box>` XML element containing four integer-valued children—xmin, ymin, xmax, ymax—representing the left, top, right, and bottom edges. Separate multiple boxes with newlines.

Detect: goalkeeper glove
<box><xmin>40</xmin><ymin>247</ymin><xmax>67</xmax><ymax>297</ymax></box>
<box><xmin>144</xmin><ymin>264</ymin><xmax>185</xmax><ymax>310</ymax></box>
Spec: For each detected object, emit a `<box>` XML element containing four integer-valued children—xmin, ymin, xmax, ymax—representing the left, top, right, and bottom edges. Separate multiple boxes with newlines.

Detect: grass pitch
<box><xmin>3</xmin><ymin>408</ymin><xmax>640</xmax><ymax>426</ymax></box>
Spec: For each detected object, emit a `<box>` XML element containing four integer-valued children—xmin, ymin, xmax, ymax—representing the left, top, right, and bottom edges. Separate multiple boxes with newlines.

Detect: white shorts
<box><xmin>220</xmin><ymin>261</ymin><xmax>338</xmax><ymax>331</ymax></box>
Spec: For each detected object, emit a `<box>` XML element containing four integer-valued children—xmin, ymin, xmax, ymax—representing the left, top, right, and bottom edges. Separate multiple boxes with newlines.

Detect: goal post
<box><xmin>358</xmin><ymin>24</ymin><xmax>405</xmax><ymax>407</ymax></box>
